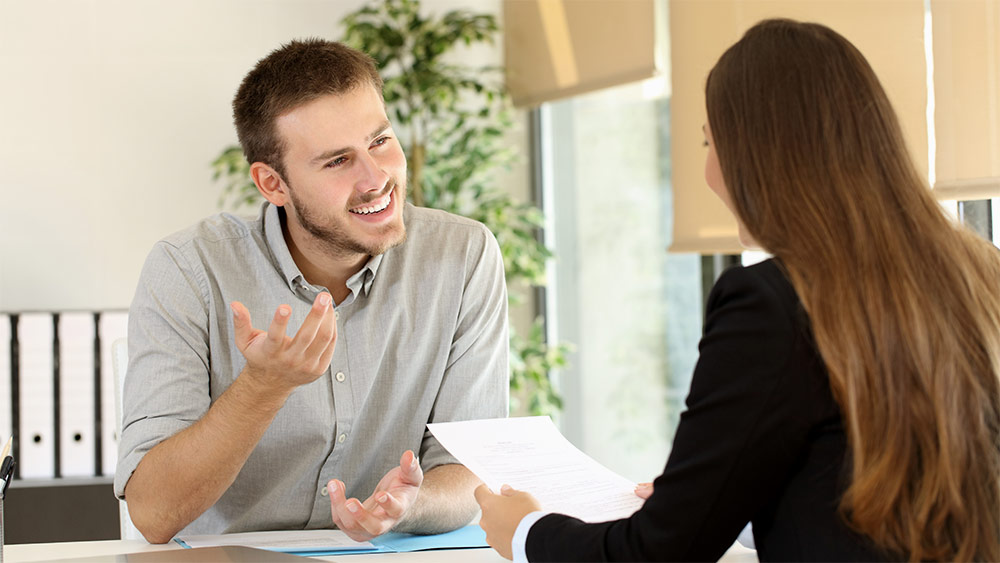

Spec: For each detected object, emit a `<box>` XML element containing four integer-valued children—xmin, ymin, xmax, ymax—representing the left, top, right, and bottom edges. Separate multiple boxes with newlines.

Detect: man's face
<box><xmin>275</xmin><ymin>85</ymin><xmax>408</xmax><ymax>258</ymax></box>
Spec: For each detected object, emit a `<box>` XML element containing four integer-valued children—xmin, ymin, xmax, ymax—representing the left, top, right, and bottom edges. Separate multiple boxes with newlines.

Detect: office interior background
<box><xmin>1</xmin><ymin>0</ymin><xmax>997</xmax><ymax>543</ymax></box>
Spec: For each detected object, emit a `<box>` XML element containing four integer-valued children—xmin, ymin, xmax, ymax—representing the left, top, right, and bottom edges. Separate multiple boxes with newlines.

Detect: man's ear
<box><xmin>250</xmin><ymin>162</ymin><xmax>289</xmax><ymax>207</ymax></box>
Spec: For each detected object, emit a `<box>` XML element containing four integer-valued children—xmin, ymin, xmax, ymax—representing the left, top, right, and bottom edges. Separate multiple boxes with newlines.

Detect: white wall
<box><xmin>0</xmin><ymin>0</ymin><xmax>530</xmax><ymax>314</ymax></box>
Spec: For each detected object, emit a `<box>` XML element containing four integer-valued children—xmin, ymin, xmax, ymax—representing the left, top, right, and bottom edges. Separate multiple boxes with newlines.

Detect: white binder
<box><xmin>58</xmin><ymin>312</ymin><xmax>96</xmax><ymax>477</ymax></box>
<box><xmin>17</xmin><ymin>313</ymin><xmax>55</xmax><ymax>479</ymax></box>
<box><xmin>0</xmin><ymin>315</ymin><xmax>11</xmax><ymax>445</ymax></box>
<box><xmin>99</xmin><ymin>312</ymin><xmax>129</xmax><ymax>476</ymax></box>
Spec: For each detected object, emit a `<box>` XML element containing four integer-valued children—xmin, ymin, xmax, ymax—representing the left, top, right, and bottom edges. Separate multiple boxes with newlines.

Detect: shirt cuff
<box><xmin>512</xmin><ymin>511</ymin><xmax>548</xmax><ymax>563</ymax></box>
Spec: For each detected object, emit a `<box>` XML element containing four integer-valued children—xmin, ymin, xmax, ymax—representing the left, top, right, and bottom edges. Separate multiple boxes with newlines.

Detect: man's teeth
<box><xmin>351</xmin><ymin>194</ymin><xmax>391</xmax><ymax>215</ymax></box>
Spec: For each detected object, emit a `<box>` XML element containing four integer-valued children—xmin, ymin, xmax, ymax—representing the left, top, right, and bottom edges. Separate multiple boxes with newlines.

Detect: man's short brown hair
<box><xmin>233</xmin><ymin>38</ymin><xmax>384</xmax><ymax>179</ymax></box>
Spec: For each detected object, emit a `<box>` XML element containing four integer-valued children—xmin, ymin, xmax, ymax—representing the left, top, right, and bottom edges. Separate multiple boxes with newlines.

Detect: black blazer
<box><xmin>526</xmin><ymin>259</ymin><xmax>890</xmax><ymax>562</ymax></box>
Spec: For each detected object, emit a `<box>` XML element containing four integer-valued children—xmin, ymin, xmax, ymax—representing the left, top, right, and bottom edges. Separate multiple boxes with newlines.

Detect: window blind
<box><xmin>668</xmin><ymin>0</ymin><xmax>927</xmax><ymax>254</ymax></box>
<box><xmin>503</xmin><ymin>0</ymin><xmax>659</xmax><ymax>108</ymax></box>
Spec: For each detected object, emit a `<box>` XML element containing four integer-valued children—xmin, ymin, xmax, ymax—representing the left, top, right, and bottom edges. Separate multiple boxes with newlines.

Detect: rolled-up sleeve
<box><xmin>114</xmin><ymin>241</ymin><xmax>213</xmax><ymax>500</ymax></box>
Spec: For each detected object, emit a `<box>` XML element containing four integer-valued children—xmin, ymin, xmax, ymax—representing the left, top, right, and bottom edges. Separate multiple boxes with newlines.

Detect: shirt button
<box><xmin>338</xmin><ymin>433</ymin><xmax>347</xmax><ymax>443</ymax></box>
<box><xmin>320</xmin><ymin>486</ymin><xmax>328</xmax><ymax>497</ymax></box>
<box><xmin>335</xmin><ymin>372</ymin><xmax>346</xmax><ymax>382</ymax></box>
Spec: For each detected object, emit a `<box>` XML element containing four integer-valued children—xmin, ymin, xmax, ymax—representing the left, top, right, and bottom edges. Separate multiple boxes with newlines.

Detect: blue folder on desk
<box><xmin>175</xmin><ymin>525</ymin><xmax>488</xmax><ymax>556</ymax></box>
<box><xmin>374</xmin><ymin>525</ymin><xmax>489</xmax><ymax>552</ymax></box>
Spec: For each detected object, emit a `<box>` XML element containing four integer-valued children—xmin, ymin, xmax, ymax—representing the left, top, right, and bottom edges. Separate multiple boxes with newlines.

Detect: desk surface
<box><xmin>4</xmin><ymin>539</ymin><xmax>504</xmax><ymax>562</ymax></box>
<box><xmin>4</xmin><ymin>539</ymin><xmax>758</xmax><ymax>562</ymax></box>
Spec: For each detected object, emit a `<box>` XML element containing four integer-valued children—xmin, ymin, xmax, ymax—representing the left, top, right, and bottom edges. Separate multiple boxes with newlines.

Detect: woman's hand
<box><xmin>474</xmin><ymin>484</ymin><xmax>542</xmax><ymax>560</ymax></box>
<box><xmin>635</xmin><ymin>482</ymin><xmax>654</xmax><ymax>500</ymax></box>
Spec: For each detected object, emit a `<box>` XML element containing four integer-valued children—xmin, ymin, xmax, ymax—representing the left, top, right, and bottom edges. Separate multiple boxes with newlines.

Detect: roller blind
<box><xmin>668</xmin><ymin>0</ymin><xmax>927</xmax><ymax>254</ymax></box>
<box><xmin>503</xmin><ymin>0</ymin><xmax>658</xmax><ymax>108</ymax></box>
<box><xmin>931</xmin><ymin>0</ymin><xmax>1000</xmax><ymax>201</ymax></box>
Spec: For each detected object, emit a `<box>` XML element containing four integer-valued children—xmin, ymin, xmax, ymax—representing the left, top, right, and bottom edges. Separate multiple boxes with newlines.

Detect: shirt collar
<box><xmin>263</xmin><ymin>202</ymin><xmax>385</xmax><ymax>300</ymax></box>
<box><xmin>357</xmin><ymin>254</ymin><xmax>383</xmax><ymax>295</ymax></box>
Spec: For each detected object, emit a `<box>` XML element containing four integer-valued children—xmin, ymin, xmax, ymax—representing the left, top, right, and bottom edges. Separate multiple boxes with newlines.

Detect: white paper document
<box><xmin>427</xmin><ymin>416</ymin><xmax>643</xmax><ymax>523</ymax></box>
<box><xmin>178</xmin><ymin>529</ymin><xmax>375</xmax><ymax>552</ymax></box>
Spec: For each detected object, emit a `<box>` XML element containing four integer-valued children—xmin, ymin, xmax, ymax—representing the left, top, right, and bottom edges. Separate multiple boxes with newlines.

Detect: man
<box><xmin>114</xmin><ymin>39</ymin><xmax>509</xmax><ymax>544</ymax></box>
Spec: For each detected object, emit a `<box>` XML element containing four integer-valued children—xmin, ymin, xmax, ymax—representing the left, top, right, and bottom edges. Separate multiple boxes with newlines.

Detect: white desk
<box><xmin>3</xmin><ymin>539</ymin><xmax>503</xmax><ymax>562</ymax></box>
<box><xmin>4</xmin><ymin>539</ymin><xmax>757</xmax><ymax>562</ymax></box>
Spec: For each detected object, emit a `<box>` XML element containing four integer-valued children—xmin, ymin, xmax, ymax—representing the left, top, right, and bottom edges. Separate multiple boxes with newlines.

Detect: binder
<box><xmin>99</xmin><ymin>312</ymin><xmax>128</xmax><ymax>477</ymax></box>
<box><xmin>17</xmin><ymin>313</ymin><xmax>55</xmax><ymax>479</ymax></box>
<box><xmin>0</xmin><ymin>315</ymin><xmax>11</xmax><ymax>447</ymax></box>
<box><xmin>58</xmin><ymin>312</ymin><xmax>96</xmax><ymax>477</ymax></box>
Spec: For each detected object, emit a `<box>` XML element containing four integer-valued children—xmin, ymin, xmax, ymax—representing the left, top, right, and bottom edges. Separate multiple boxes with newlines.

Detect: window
<box><xmin>937</xmin><ymin>198</ymin><xmax>1000</xmax><ymax>249</ymax></box>
<box><xmin>537</xmin><ymin>80</ymin><xmax>701</xmax><ymax>482</ymax></box>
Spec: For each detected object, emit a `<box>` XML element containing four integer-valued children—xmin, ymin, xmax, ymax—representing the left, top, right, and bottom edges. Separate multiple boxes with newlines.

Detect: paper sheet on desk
<box><xmin>176</xmin><ymin>529</ymin><xmax>378</xmax><ymax>554</ymax></box>
<box><xmin>428</xmin><ymin>416</ymin><xmax>643</xmax><ymax>522</ymax></box>
<box><xmin>175</xmin><ymin>525</ymin><xmax>488</xmax><ymax>555</ymax></box>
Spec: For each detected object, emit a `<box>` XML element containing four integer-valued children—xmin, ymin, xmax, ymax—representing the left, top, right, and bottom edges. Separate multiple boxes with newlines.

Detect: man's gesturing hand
<box><xmin>328</xmin><ymin>450</ymin><xmax>424</xmax><ymax>542</ymax></box>
<box><xmin>230</xmin><ymin>292</ymin><xmax>338</xmax><ymax>393</ymax></box>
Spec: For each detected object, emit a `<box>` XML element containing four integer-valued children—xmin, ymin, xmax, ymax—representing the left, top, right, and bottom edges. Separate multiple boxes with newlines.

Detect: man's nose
<box><xmin>355</xmin><ymin>151</ymin><xmax>389</xmax><ymax>193</ymax></box>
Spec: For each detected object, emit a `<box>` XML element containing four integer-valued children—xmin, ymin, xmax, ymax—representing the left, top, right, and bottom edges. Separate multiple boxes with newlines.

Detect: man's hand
<box><xmin>328</xmin><ymin>450</ymin><xmax>424</xmax><ymax>542</ymax></box>
<box><xmin>474</xmin><ymin>484</ymin><xmax>542</xmax><ymax>560</ymax></box>
<box><xmin>231</xmin><ymin>292</ymin><xmax>337</xmax><ymax>394</ymax></box>
<box><xmin>126</xmin><ymin>292</ymin><xmax>338</xmax><ymax>543</ymax></box>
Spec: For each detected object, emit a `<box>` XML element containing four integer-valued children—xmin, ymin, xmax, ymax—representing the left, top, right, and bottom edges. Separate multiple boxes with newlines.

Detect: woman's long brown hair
<box><xmin>706</xmin><ymin>19</ymin><xmax>1000</xmax><ymax>561</ymax></box>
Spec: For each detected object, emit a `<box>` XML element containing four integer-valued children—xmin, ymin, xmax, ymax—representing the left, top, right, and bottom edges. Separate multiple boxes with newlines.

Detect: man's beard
<box><xmin>287</xmin><ymin>179</ymin><xmax>407</xmax><ymax>258</ymax></box>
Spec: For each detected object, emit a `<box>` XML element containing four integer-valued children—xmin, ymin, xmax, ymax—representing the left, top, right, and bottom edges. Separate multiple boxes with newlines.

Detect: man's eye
<box><xmin>326</xmin><ymin>157</ymin><xmax>347</xmax><ymax>168</ymax></box>
<box><xmin>372</xmin><ymin>136</ymin><xmax>389</xmax><ymax>147</ymax></box>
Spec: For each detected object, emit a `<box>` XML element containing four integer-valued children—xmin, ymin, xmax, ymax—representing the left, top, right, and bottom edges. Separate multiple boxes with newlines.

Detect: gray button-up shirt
<box><xmin>114</xmin><ymin>202</ymin><xmax>509</xmax><ymax>535</ymax></box>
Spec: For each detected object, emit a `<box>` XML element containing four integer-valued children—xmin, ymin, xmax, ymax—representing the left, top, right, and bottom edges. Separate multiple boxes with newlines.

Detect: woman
<box><xmin>476</xmin><ymin>19</ymin><xmax>1000</xmax><ymax>561</ymax></box>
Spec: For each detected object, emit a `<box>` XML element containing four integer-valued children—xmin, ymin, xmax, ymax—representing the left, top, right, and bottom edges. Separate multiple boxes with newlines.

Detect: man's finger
<box><xmin>375</xmin><ymin>491</ymin><xmax>405</xmax><ymax>519</ymax></box>
<box><xmin>317</xmin><ymin>320</ymin><xmax>338</xmax><ymax>373</ymax></box>
<box><xmin>302</xmin><ymin>305</ymin><xmax>338</xmax><ymax>371</ymax></box>
<box><xmin>347</xmin><ymin>500</ymin><xmax>389</xmax><ymax>537</ymax></box>
<box><xmin>330</xmin><ymin>508</ymin><xmax>345</xmax><ymax>530</ymax></box>
<box><xmin>231</xmin><ymin>301</ymin><xmax>254</xmax><ymax>351</ymax></box>
<box><xmin>329</xmin><ymin>481</ymin><xmax>362</xmax><ymax>533</ymax></box>
<box><xmin>291</xmin><ymin>292</ymin><xmax>332</xmax><ymax>353</ymax></box>
<box><xmin>398</xmin><ymin>450</ymin><xmax>423</xmax><ymax>486</ymax></box>
<box><xmin>334</xmin><ymin>505</ymin><xmax>362</xmax><ymax>539</ymax></box>
<box><xmin>500</xmin><ymin>484</ymin><xmax>518</xmax><ymax>496</ymax></box>
<box><xmin>327</xmin><ymin>481</ymin><xmax>350</xmax><ymax>532</ymax></box>
<box><xmin>265</xmin><ymin>304</ymin><xmax>292</xmax><ymax>346</ymax></box>
<box><xmin>328</xmin><ymin>480</ymin><xmax>350</xmax><ymax>523</ymax></box>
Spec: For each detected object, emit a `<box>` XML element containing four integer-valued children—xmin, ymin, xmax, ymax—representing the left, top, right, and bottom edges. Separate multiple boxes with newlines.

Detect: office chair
<box><xmin>111</xmin><ymin>337</ymin><xmax>144</xmax><ymax>541</ymax></box>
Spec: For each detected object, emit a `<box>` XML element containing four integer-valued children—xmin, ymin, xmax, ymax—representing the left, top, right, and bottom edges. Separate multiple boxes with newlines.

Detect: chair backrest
<box><xmin>111</xmin><ymin>337</ymin><xmax>144</xmax><ymax>541</ymax></box>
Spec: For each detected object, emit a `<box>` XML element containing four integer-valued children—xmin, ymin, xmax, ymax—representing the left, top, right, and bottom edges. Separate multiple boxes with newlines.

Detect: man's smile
<box><xmin>349</xmin><ymin>190</ymin><xmax>392</xmax><ymax>216</ymax></box>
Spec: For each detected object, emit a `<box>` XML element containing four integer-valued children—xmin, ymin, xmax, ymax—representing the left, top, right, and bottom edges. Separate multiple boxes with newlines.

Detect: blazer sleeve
<box><xmin>526</xmin><ymin>263</ymin><xmax>826</xmax><ymax>561</ymax></box>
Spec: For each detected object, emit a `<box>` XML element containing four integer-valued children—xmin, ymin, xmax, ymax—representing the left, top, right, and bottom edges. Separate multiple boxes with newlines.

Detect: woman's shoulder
<box><xmin>708</xmin><ymin>258</ymin><xmax>802</xmax><ymax>323</ymax></box>
<box><xmin>716</xmin><ymin>257</ymin><xmax>792</xmax><ymax>292</ymax></box>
